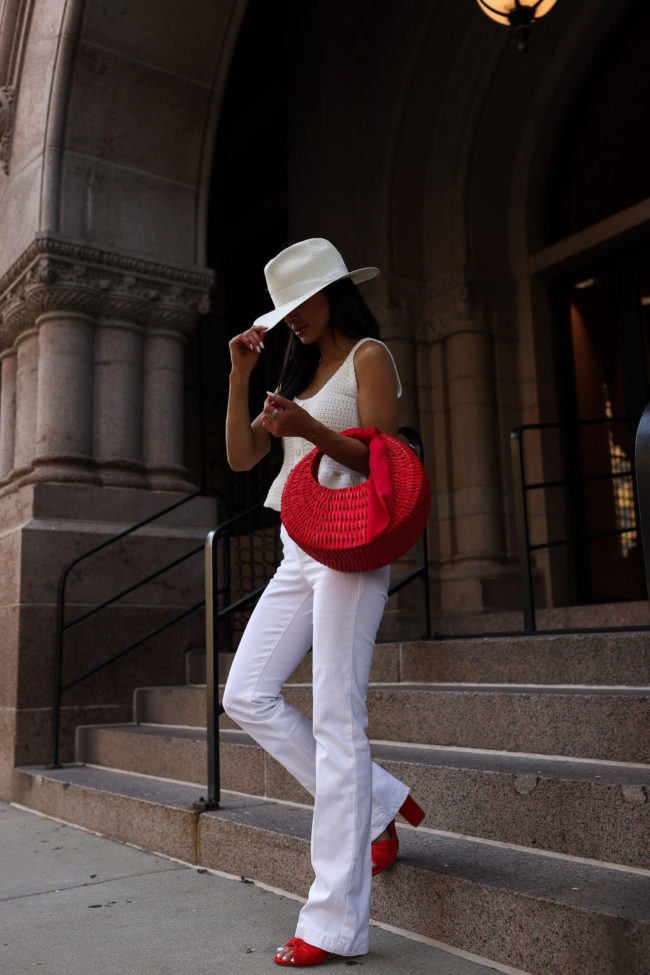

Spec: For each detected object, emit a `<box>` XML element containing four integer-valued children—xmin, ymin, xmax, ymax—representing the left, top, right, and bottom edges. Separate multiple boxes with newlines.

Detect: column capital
<box><xmin>384</xmin><ymin>267</ymin><xmax>516</xmax><ymax>345</ymax></box>
<box><xmin>0</xmin><ymin>235</ymin><xmax>216</xmax><ymax>351</ymax></box>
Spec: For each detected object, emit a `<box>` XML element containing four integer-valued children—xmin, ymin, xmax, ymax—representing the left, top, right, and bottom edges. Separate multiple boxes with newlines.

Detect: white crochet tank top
<box><xmin>264</xmin><ymin>337</ymin><xmax>402</xmax><ymax>512</ymax></box>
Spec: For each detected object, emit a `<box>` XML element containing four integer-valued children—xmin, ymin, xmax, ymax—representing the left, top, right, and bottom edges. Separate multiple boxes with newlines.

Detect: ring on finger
<box><xmin>271</xmin><ymin>408</ymin><xmax>278</xmax><ymax>418</ymax></box>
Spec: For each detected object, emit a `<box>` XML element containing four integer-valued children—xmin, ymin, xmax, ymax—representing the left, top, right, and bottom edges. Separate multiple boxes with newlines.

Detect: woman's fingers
<box><xmin>266</xmin><ymin>391</ymin><xmax>290</xmax><ymax>408</ymax></box>
<box><xmin>262</xmin><ymin>396</ymin><xmax>313</xmax><ymax>440</ymax></box>
<box><xmin>242</xmin><ymin>326</ymin><xmax>267</xmax><ymax>353</ymax></box>
<box><xmin>229</xmin><ymin>326</ymin><xmax>268</xmax><ymax>373</ymax></box>
<box><xmin>230</xmin><ymin>327</ymin><xmax>266</xmax><ymax>355</ymax></box>
<box><xmin>264</xmin><ymin>393</ymin><xmax>279</xmax><ymax>415</ymax></box>
<box><xmin>263</xmin><ymin>394</ymin><xmax>282</xmax><ymax>421</ymax></box>
<box><xmin>262</xmin><ymin>394</ymin><xmax>285</xmax><ymax>432</ymax></box>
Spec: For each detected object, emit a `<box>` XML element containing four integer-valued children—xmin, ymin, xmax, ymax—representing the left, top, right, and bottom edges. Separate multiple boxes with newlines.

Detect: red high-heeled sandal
<box><xmin>371</xmin><ymin>794</ymin><xmax>425</xmax><ymax>877</ymax></box>
<box><xmin>274</xmin><ymin>937</ymin><xmax>330</xmax><ymax>967</ymax></box>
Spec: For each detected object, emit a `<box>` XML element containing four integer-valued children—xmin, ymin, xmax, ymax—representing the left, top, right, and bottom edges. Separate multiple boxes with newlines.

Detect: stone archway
<box><xmin>380</xmin><ymin>0</ymin><xmax>648</xmax><ymax>618</ymax></box>
<box><xmin>0</xmin><ymin>0</ymin><xmax>249</xmax><ymax>797</ymax></box>
<box><xmin>0</xmin><ymin>0</ymin><xmax>253</xmax><ymax>496</ymax></box>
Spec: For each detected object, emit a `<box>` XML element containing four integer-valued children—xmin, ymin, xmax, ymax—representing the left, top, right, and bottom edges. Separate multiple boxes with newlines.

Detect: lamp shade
<box><xmin>476</xmin><ymin>0</ymin><xmax>558</xmax><ymax>25</ymax></box>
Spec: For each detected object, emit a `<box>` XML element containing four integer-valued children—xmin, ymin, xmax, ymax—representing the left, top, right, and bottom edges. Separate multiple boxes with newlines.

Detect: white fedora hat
<box><xmin>253</xmin><ymin>238</ymin><xmax>380</xmax><ymax>330</ymax></box>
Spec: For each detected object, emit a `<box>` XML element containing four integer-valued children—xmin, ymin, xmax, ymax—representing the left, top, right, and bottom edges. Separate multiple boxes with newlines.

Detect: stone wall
<box><xmin>0</xmin><ymin>0</ymin><xmax>235</xmax><ymax>798</ymax></box>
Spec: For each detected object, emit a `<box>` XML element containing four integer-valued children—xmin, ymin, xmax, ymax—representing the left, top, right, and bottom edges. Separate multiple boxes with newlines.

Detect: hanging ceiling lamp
<box><xmin>476</xmin><ymin>1</ymin><xmax>558</xmax><ymax>53</ymax></box>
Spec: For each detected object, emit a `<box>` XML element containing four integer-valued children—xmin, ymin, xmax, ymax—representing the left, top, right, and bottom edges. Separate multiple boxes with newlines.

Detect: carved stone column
<box><xmin>13</xmin><ymin>328</ymin><xmax>38</xmax><ymax>479</ymax></box>
<box><xmin>446</xmin><ymin>325</ymin><xmax>504</xmax><ymax>560</ymax></box>
<box><xmin>406</xmin><ymin>268</ymin><xmax>518</xmax><ymax>617</ymax></box>
<box><xmin>93</xmin><ymin>319</ymin><xmax>146</xmax><ymax>487</ymax></box>
<box><xmin>0</xmin><ymin>347</ymin><xmax>16</xmax><ymax>480</ymax></box>
<box><xmin>0</xmin><ymin>237</ymin><xmax>214</xmax><ymax>493</ymax></box>
<box><xmin>34</xmin><ymin>311</ymin><xmax>97</xmax><ymax>482</ymax></box>
<box><xmin>0</xmin><ymin>237</ymin><xmax>216</xmax><ymax>795</ymax></box>
<box><xmin>143</xmin><ymin>326</ymin><xmax>189</xmax><ymax>489</ymax></box>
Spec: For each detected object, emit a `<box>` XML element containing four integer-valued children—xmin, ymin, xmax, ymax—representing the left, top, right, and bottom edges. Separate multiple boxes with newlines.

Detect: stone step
<box><xmin>186</xmin><ymin>629</ymin><xmax>650</xmax><ymax>686</ymax></box>
<box><xmin>75</xmin><ymin>723</ymin><xmax>650</xmax><ymax>868</ymax></box>
<box><xmin>431</xmin><ymin>599</ymin><xmax>650</xmax><ymax>636</ymax></box>
<box><xmin>13</xmin><ymin>765</ymin><xmax>650</xmax><ymax>975</ymax></box>
<box><xmin>134</xmin><ymin>682</ymin><xmax>650</xmax><ymax>763</ymax></box>
<box><xmin>185</xmin><ymin>642</ymin><xmax>412</xmax><ymax>687</ymax></box>
<box><xmin>199</xmin><ymin>795</ymin><xmax>650</xmax><ymax>975</ymax></box>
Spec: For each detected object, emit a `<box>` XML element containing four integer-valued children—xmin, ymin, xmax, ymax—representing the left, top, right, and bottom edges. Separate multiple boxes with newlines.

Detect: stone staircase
<box><xmin>15</xmin><ymin>630</ymin><xmax>650</xmax><ymax>975</ymax></box>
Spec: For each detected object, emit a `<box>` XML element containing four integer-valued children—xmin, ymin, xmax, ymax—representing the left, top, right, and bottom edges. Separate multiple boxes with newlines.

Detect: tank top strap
<box><xmin>346</xmin><ymin>337</ymin><xmax>402</xmax><ymax>398</ymax></box>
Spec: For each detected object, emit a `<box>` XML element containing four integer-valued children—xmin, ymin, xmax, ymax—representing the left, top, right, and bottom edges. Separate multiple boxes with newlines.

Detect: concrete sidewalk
<box><xmin>0</xmin><ymin>801</ymin><xmax>518</xmax><ymax>975</ymax></box>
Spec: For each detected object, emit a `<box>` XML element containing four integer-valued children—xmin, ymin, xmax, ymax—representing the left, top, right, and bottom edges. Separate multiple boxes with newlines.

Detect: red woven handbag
<box><xmin>281</xmin><ymin>428</ymin><xmax>431</xmax><ymax>572</ymax></box>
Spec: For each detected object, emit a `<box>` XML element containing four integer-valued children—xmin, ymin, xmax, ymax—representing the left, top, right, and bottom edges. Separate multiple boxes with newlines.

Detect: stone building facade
<box><xmin>1</xmin><ymin>0</ymin><xmax>648</xmax><ymax>799</ymax></box>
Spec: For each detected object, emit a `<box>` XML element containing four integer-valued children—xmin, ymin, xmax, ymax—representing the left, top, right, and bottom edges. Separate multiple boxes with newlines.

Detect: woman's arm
<box><xmin>262</xmin><ymin>342</ymin><xmax>399</xmax><ymax>474</ymax></box>
<box><xmin>226</xmin><ymin>325</ymin><xmax>272</xmax><ymax>471</ymax></box>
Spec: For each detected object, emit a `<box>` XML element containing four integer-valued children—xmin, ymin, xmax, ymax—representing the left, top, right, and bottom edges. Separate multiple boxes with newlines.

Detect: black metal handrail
<box><xmin>195</xmin><ymin>502</ymin><xmax>268</xmax><ymax>811</ymax></box>
<box><xmin>51</xmin><ymin>489</ymin><xmax>220</xmax><ymax>768</ymax></box>
<box><xmin>388</xmin><ymin>427</ymin><xmax>431</xmax><ymax>637</ymax></box>
<box><xmin>634</xmin><ymin>404</ymin><xmax>650</xmax><ymax>596</ymax></box>
<box><xmin>196</xmin><ymin>427</ymin><xmax>432</xmax><ymax>809</ymax></box>
<box><xmin>511</xmin><ymin>414</ymin><xmax>644</xmax><ymax>633</ymax></box>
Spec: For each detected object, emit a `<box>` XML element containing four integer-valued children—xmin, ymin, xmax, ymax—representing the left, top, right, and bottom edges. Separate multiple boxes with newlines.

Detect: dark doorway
<box><xmin>557</xmin><ymin>250</ymin><xmax>650</xmax><ymax>602</ymax></box>
<box><xmin>545</xmin><ymin>0</ymin><xmax>650</xmax><ymax>604</ymax></box>
<box><xmin>184</xmin><ymin>0</ymin><xmax>290</xmax><ymax>516</ymax></box>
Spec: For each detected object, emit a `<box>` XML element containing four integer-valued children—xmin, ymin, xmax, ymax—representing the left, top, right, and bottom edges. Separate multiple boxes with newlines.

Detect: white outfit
<box><xmin>264</xmin><ymin>337</ymin><xmax>402</xmax><ymax>510</ymax></box>
<box><xmin>222</xmin><ymin>337</ymin><xmax>409</xmax><ymax>957</ymax></box>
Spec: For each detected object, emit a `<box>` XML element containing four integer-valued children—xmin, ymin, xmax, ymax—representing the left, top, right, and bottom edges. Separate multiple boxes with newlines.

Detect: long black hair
<box><xmin>276</xmin><ymin>278</ymin><xmax>380</xmax><ymax>400</ymax></box>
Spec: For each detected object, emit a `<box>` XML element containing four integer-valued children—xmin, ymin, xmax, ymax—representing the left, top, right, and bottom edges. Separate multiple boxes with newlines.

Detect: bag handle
<box><xmin>309</xmin><ymin>427</ymin><xmax>393</xmax><ymax>542</ymax></box>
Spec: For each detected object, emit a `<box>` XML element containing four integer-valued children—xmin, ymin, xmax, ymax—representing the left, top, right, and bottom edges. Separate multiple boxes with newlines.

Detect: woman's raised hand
<box><xmin>229</xmin><ymin>325</ymin><xmax>267</xmax><ymax>374</ymax></box>
<box><xmin>262</xmin><ymin>392</ymin><xmax>316</xmax><ymax>440</ymax></box>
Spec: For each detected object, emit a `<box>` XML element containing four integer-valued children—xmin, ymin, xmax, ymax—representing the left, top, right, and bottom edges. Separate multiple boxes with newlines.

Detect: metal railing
<box><xmin>511</xmin><ymin>414</ymin><xmax>645</xmax><ymax>633</ymax></box>
<box><xmin>51</xmin><ymin>489</ymin><xmax>218</xmax><ymax>768</ymax></box>
<box><xmin>635</xmin><ymin>404</ymin><xmax>650</xmax><ymax>597</ymax></box>
<box><xmin>196</xmin><ymin>427</ymin><xmax>431</xmax><ymax>809</ymax></box>
<box><xmin>52</xmin><ymin>425</ymin><xmax>430</xmax><ymax>786</ymax></box>
<box><xmin>195</xmin><ymin>502</ymin><xmax>268</xmax><ymax>811</ymax></box>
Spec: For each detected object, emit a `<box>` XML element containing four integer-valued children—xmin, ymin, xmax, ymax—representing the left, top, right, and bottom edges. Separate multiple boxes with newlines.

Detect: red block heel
<box><xmin>399</xmin><ymin>793</ymin><xmax>425</xmax><ymax>827</ymax></box>
<box><xmin>274</xmin><ymin>938</ymin><xmax>330</xmax><ymax>967</ymax></box>
<box><xmin>371</xmin><ymin>820</ymin><xmax>398</xmax><ymax>876</ymax></box>
<box><xmin>371</xmin><ymin>795</ymin><xmax>425</xmax><ymax>876</ymax></box>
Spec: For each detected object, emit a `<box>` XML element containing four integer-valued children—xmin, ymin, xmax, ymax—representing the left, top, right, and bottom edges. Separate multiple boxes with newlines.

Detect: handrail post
<box><xmin>511</xmin><ymin>427</ymin><xmax>536</xmax><ymax>633</ymax></box>
<box><xmin>398</xmin><ymin>426</ymin><xmax>432</xmax><ymax>638</ymax></box>
<box><xmin>195</xmin><ymin>530</ymin><xmax>221</xmax><ymax>810</ymax></box>
<box><xmin>51</xmin><ymin>569</ymin><xmax>68</xmax><ymax>768</ymax></box>
<box><xmin>420</xmin><ymin>520</ymin><xmax>432</xmax><ymax>638</ymax></box>
<box><xmin>194</xmin><ymin>502</ymin><xmax>269</xmax><ymax>810</ymax></box>
<box><xmin>223</xmin><ymin>527</ymin><xmax>233</xmax><ymax>652</ymax></box>
<box><xmin>634</xmin><ymin>404</ymin><xmax>650</xmax><ymax>604</ymax></box>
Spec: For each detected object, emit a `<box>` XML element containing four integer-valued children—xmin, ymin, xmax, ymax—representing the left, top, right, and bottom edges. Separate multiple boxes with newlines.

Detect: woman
<box><xmin>222</xmin><ymin>238</ymin><xmax>424</xmax><ymax>967</ymax></box>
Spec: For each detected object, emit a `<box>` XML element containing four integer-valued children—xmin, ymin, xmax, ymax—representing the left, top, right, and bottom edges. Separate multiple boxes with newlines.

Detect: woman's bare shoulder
<box><xmin>354</xmin><ymin>339</ymin><xmax>393</xmax><ymax>374</ymax></box>
<box><xmin>353</xmin><ymin>339</ymin><xmax>400</xmax><ymax>395</ymax></box>
<box><xmin>353</xmin><ymin>338</ymin><xmax>391</xmax><ymax>369</ymax></box>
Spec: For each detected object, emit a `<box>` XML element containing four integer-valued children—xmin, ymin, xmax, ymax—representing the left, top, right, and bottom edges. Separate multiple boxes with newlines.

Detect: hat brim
<box><xmin>252</xmin><ymin>266</ymin><xmax>380</xmax><ymax>330</ymax></box>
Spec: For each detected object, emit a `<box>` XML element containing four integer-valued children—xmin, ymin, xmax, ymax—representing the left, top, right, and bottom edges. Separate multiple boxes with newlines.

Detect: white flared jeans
<box><xmin>222</xmin><ymin>526</ymin><xmax>409</xmax><ymax>956</ymax></box>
